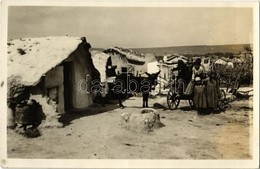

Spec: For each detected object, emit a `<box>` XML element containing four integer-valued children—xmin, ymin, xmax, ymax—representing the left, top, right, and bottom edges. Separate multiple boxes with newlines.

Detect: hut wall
<box><xmin>66</xmin><ymin>43</ymin><xmax>94</xmax><ymax>109</ymax></box>
<box><xmin>45</xmin><ymin>66</ymin><xmax>65</xmax><ymax>114</ymax></box>
<box><xmin>106</xmin><ymin>52</ymin><xmax>146</xmax><ymax>76</ymax></box>
<box><xmin>160</xmin><ymin>64</ymin><xmax>172</xmax><ymax>81</ymax></box>
<box><xmin>109</xmin><ymin>53</ymin><xmax>128</xmax><ymax>74</ymax></box>
<box><xmin>29</xmin><ymin>76</ymin><xmax>63</xmax><ymax>127</ymax></box>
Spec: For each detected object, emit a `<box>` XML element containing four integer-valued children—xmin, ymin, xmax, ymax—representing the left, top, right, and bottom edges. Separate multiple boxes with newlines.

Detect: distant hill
<box><xmin>91</xmin><ymin>44</ymin><xmax>252</xmax><ymax>62</ymax></box>
<box><xmin>129</xmin><ymin>44</ymin><xmax>251</xmax><ymax>56</ymax></box>
<box><xmin>90</xmin><ymin>48</ymin><xmax>104</xmax><ymax>52</ymax></box>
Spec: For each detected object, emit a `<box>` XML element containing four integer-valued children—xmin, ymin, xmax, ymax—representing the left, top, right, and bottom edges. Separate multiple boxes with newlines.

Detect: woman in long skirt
<box><xmin>205</xmin><ymin>71</ymin><xmax>220</xmax><ymax>112</ymax></box>
<box><xmin>192</xmin><ymin>59</ymin><xmax>207</xmax><ymax>114</ymax></box>
<box><xmin>193</xmin><ymin>78</ymin><xmax>207</xmax><ymax>113</ymax></box>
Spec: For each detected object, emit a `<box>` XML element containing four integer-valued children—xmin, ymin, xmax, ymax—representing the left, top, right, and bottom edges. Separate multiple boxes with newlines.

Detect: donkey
<box><xmin>113</xmin><ymin>71</ymin><xmax>160</xmax><ymax>108</ymax></box>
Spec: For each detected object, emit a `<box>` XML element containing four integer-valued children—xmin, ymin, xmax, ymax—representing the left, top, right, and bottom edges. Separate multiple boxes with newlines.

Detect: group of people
<box><xmin>172</xmin><ymin>58</ymin><xmax>221</xmax><ymax>114</ymax></box>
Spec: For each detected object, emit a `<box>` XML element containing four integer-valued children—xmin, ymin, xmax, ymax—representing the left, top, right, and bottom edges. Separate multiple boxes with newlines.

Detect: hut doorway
<box><xmin>63</xmin><ymin>62</ymin><xmax>72</xmax><ymax>111</ymax></box>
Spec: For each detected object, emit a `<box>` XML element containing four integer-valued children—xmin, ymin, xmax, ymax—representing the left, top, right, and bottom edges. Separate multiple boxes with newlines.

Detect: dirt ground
<box><xmin>7</xmin><ymin>90</ymin><xmax>253</xmax><ymax>159</ymax></box>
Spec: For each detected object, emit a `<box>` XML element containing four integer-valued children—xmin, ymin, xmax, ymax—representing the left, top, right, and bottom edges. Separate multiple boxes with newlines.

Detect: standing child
<box><xmin>205</xmin><ymin>71</ymin><xmax>220</xmax><ymax>112</ymax></box>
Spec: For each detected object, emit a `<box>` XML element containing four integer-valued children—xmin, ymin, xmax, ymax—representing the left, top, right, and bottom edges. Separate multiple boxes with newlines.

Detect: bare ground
<box><xmin>7</xmin><ymin>93</ymin><xmax>253</xmax><ymax>159</ymax></box>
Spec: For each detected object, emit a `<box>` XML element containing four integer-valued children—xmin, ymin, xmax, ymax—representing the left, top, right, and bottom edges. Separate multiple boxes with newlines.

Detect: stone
<box><xmin>120</xmin><ymin>108</ymin><xmax>165</xmax><ymax>133</ymax></box>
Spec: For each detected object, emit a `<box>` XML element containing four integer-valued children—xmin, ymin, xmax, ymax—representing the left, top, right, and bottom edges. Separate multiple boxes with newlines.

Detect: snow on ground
<box><xmin>8</xmin><ymin>36</ymin><xmax>82</xmax><ymax>86</ymax></box>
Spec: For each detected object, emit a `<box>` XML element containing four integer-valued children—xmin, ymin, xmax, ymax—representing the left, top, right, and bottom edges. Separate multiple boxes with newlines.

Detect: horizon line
<box><xmin>93</xmin><ymin>43</ymin><xmax>253</xmax><ymax>50</ymax></box>
<box><xmin>7</xmin><ymin>35</ymin><xmax>252</xmax><ymax>49</ymax></box>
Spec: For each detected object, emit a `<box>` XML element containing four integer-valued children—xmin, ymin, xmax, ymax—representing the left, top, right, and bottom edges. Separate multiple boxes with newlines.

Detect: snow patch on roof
<box><xmin>107</xmin><ymin>47</ymin><xmax>145</xmax><ymax>63</ymax></box>
<box><xmin>163</xmin><ymin>54</ymin><xmax>188</xmax><ymax>64</ymax></box>
<box><xmin>8</xmin><ymin>36</ymin><xmax>82</xmax><ymax>86</ymax></box>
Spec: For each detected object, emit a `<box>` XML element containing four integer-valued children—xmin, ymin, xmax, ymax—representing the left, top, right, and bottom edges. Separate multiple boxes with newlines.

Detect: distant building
<box><xmin>163</xmin><ymin>54</ymin><xmax>188</xmax><ymax>64</ymax></box>
<box><xmin>104</xmin><ymin>47</ymin><xmax>146</xmax><ymax>76</ymax></box>
<box><xmin>215</xmin><ymin>59</ymin><xmax>227</xmax><ymax>67</ymax></box>
<box><xmin>91</xmin><ymin>50</ymin><xmax>110</xmax><ymax>82</ymax></box>
<box><xmin>147</xmin><ymin>61</ymin><xmax>160</xmax><ymax>74</ymax></box>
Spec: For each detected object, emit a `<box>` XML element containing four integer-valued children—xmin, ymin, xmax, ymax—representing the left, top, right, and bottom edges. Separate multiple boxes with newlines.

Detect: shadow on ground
<box><xmin>59</xmin><ymin>100</ymin><xmax>121</xmax><ymax>127</ymax></box>
<box><xmin>179</xmin><ymin>106</ymin><xmax>194</xmax><ymax>111</ymax></box>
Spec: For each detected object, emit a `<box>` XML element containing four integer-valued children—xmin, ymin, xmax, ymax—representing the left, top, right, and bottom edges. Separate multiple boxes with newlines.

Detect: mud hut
<box><xmin>163</xmin><ymin>54</ymin><xmax>188</xmax><ymax>64</ymax></box>
<box><xmin>7</xmin><ymin>36</ymin><xmax>99</xmax><ymax>127</ymax></box>
<box><xmin>91</xmin><ymin>50</ymin><xmax>110</xmax><ymax>83</ymax></box>
<box><xmin>103</xmin><ymin>47</ymin><xmax>146</xmax><ymax>76</ymax></box>
<box><xmin>91</xmin><ymin>50</ymin><xmax>110</xmax><ymax>98</ymax></box>
<box><xmin>147</xmin><ymin>61</ymin><xmax>160</xmax><ymax>74</ymax></box>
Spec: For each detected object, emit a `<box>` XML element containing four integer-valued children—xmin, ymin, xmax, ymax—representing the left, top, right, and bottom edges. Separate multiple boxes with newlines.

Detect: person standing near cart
<box><xmin>192</xmin><ymin>58</ymin><xmax>207</xmax><ymax>114</ymax></box>
<box><xmin>171</xmin><ymin>60</ymin><xmax>192</xmax><ymax>96</ymax></box>
<box><xmin>204</xmin><ymin>71</ymin><xmax>221</xmax><ymax>112</ymax></box>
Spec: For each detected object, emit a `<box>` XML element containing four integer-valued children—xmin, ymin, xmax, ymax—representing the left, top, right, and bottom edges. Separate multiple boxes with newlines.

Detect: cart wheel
<box><xmin>167</xmin><ymin>91</ymin><xmax>180</xmax><ymax>110</ymax></box>
<box><xmin>188</xmin><ymin>99</ymin><xmax>194</xmax><ymax>108</ymax></box>
<box><xmin>220</xmin><ymin>89</ymin><xmax>226</xmax><ymax>100</ymax></box>
<box><xmin>218</xmin><ymin>89</ymin><xmax>227</xmax><ymax>110</ymax></box>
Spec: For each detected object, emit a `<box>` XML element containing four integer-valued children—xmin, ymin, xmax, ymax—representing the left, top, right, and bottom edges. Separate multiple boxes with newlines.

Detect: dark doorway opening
<box><xmin>63</xmin><ymin>62</ymin><xmax>72</xmax><ymax>111</ymax></box>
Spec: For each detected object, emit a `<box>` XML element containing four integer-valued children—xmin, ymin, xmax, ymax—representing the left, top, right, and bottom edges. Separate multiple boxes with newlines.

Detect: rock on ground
<box><xmin>120</xmin><ymin>108</ymin><xmax>164</xmax><ymax>133</ymax></box>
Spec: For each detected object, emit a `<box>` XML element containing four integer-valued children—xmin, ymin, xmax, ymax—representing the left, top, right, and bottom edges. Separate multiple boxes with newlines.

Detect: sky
<box><xmin>8</xmin><ymin>6</ymin><xmax>253</xmax><ymax>48</ymax></box>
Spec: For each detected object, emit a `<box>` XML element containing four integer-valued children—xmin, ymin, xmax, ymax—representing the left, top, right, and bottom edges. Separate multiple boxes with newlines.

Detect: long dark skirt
<box><xmin>193</xmin><ymin>85</ymin><xmax>207</xmax><ymax>109</ymax></box>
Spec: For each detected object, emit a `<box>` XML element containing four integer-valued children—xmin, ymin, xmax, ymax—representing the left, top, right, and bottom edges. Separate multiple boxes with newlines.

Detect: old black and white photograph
<box><xmin>0</xmin><ymin>1</ymin><xmax>259</xmax><ymax>168</ymax></box>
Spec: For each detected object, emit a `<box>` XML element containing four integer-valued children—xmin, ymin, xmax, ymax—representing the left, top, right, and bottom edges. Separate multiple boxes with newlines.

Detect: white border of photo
<box><xmin>0</xmin><ymin>0</ymin><xmax>259</xmax><ymax>168</ymax></box>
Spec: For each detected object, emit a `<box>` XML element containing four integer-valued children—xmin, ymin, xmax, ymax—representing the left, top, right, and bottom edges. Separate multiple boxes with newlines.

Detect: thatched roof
<box><xmin>105</xmin><ymin>47</ymin><xmax>145</xmax><ymax>64</ymax></box>
<box><xmin>8</xmin><ymin>36</ymin><xmax>82</xmax><ymax>86</ymax></box>
<box><xmin>163</xmin><ymin>54</ymin><xmax>188</xmax><ymax>64</ymax></box>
